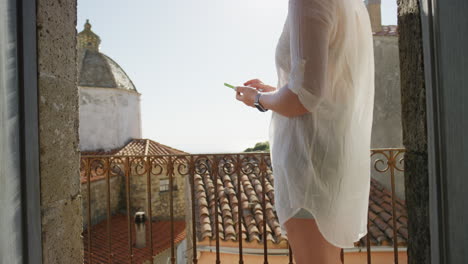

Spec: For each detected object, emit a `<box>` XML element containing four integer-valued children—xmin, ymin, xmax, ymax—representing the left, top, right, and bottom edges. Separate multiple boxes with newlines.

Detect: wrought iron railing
<box><xmin>81</xmin><ymin>148</ymin><xmax>406</xmax><ymax>264</ymax></box>
<box><xmin>368</xmin><ymin>148</ymin><xmax>406</xmax><ymax>264</ymax></box>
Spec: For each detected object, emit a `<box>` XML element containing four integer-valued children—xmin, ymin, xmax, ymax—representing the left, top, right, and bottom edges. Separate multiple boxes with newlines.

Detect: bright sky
<box><xmin>78</xmin><ymin>0</ymin><xmax>397</xmax><ymax>154</ymax></box>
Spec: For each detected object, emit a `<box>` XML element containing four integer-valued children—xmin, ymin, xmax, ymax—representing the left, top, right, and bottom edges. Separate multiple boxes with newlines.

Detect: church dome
<box><xmin>77</xmin><ymin>20</ymin><xmax>137</xmax><ymax>92</ymax></box>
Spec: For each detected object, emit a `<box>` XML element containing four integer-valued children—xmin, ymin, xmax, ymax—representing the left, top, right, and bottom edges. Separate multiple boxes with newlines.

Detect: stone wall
<box><xmin>81</xmin><ymin>176</ymin><xmax>124</xmax><ymax>227</ymax></box>
<box><xmin>81</xmin><ymin>166</ymin><xmax>187</xmax><ymax>227</ymax></box>
<box><xmin>130</xmin><ymin>167</ymin><xmax>187</xmax><ymax>221</ymax></box>
<box><xmin>37</xmin><ymin>0</ymin><xmax>83</xmax><ymax>263</ymax></box>
<box><xmin>397</xmin><ymin>0</ymin><xmax>430</xmax><ymax>263</ymax></box>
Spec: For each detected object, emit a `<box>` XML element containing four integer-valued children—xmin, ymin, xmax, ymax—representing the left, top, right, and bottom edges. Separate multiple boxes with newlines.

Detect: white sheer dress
<box><xmin>270</xmin><ymin>0</ymin><xmax>374</xmax><ymax>248</ymax></box>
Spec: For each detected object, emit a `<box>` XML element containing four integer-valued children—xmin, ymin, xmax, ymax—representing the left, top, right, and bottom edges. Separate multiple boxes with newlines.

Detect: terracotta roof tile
<box><xmin>194</xmin><ymin>167</ymin><xmax>408</xmax><ymax>247</ymax></box>
<box><xmin>114</xmin><ymin>139</ymin><xmax>188</xmax><ymax>156</ymax></box>
<box><xmin>83</xmin><ymin>214</ymin><xmax>185</xmax><ymax>264</ymax></box>
<box><xmin>81</xmin><ymin>148</ymin><xmax>121</xmax><ymax>156</ymax></box>
<box><xmin>193</xmin><ymin>166</ymin><xmax>286</xmax><ymax>245</ymax></box>
<box><xmin>81</xmin><ymin>138</ymin><xmax>188</xmax><ymax>157</ymax></box>
<box><xmin>356</xmin><ymin>178</ymin><xmax>408</xmax><ymax>247</ymax></box>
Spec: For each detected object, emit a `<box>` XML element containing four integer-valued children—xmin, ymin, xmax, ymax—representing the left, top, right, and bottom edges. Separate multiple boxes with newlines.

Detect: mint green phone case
<box><xmin>224</xmin><ymin>83</ymin><xmax>236</xmax><ymax>90</ymax></box>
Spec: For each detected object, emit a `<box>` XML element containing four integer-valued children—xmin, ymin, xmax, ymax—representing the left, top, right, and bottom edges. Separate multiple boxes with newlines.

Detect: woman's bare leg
<box><xmin>284</xmin><ymin>218</ymin><xmax>341</xmax><ymax>264</ymax></box>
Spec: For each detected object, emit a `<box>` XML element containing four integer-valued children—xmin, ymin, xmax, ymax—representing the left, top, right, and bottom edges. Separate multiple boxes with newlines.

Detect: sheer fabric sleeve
<box><xmin>287</xmin><ymin>0</ymin><xmax>336</xmax><ymax>112</ymax></box>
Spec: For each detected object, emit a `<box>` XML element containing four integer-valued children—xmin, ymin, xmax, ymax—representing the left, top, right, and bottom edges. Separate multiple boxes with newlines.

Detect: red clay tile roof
<box><xmin>81</xmin><ymin>138</ymin><xmax>188</xmax><ymax>156</ymax></box>
<box><xmin>194</xmin><ymin>171</ymin><xmax>408</xmax><ymax>247</ymax></box>
<box><xmin>83</xmin><ymin>214</ymin><xmax>186</xmax><ymax>264</ymax></box>
<box><xmin>194</xmin><ymin>168</ymin><xmax>286</xmax><ymax>245</ymax></box>
<box><xmin>357</xmin><ymin>178</ymin><xmax>408</xmax><ymax>247</ymax></box>
<box><xmin>114</xmin><ymin>139</ymin><xmax>188</xmax><ymax>156</ymax></box>
<box><xmin>80</xmin><ymin>148</ymin><xmax>120</xmax><ymax>156</ymax></box>
<box><xmin>373</xmin><ymin>25</ymin><xmax>398</xmax><ymax>36</ymax></box>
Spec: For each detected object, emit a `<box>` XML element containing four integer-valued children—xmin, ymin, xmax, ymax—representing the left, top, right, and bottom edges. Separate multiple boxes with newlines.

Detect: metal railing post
<box><xmin>213</xmin><ymin>156</ymin><xmax>221</xmax><ymax>264</ymax></box>
<box><xmin>288</xmin><ymin>244</ymin><xmax>294</xmax><ymax>264</ymax></box>
<box><xmin>189</xmin><ymin>156</ymin><xmax>198</xmax><ymax>264</ymax></box>
<box><xmin>146</xmin><ymin>158</ymin><xmax>154</xmax><ymax>258</ymax></box>
<box><xmin>260</xmin><ymin>155</ymin><xmax>269</xmax><ymax>264</ymax></box>
<box><xmin>106</xmin><ymin>158</ymin><xmax>113</xmax><ymax>263</ymax></box>
<box><xmin>86</xmin><ymin>158</ymin><xmax>93</xmax><ymax>264</ymax></box>
<box><xmin>124</xmin><ymin>157</ymin><xmax>133</xmax><ymax>264</ymax></box>
<box><xmin>236</xmin><ymin>154</ymin><xmax>244</xmax><ymax>264</ymax></box>
<box><xmin>168</xmin><ymin>156</ymin><xmax>176</xmax><ymax>264</ymax></box>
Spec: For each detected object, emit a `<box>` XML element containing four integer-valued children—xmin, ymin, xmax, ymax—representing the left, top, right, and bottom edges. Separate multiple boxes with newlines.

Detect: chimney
<box><xmin>366</xmin><ymin>0</ymin><xmax>382</xmax><ymax>33</ymax></box>
<box><xmin>134</xmin><ymin>212</ymin><xmax>147</xmax><ymax>248</ymax></box>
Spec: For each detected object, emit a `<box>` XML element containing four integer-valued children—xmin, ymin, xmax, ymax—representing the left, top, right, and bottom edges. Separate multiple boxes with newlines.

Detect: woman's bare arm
<box><xmin>235</xmin><ymin>85</ymin><xmax>309</xmax><ymax>118</ymax></box>
<box><xmin>261</xmin><ymin>86</ymin><xmax>309</xmax><ymax>117</ymax></box>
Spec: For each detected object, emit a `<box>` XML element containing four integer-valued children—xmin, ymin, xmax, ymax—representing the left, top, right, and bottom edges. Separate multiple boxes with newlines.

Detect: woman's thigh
<box><xmin>284</xmin><ymin>218</ymin><xmax>341</xmax><ymax>264</ymax></box>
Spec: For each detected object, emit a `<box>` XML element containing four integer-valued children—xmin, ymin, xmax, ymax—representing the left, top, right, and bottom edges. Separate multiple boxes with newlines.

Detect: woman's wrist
<box><xmin>258</xmin><ymin>91</ymin><xmax>279</xmax><ymax>112</ymax></box>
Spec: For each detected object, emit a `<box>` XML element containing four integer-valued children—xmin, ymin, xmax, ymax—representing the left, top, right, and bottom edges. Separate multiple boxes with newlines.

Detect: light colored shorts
<box><xmin>292</xmin><ymin>208</ymin><xmax>314</xmax><ymax>219</ymax></box>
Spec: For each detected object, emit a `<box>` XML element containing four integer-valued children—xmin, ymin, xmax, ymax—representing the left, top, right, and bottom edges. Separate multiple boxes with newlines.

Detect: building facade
<box><xmin>77</xmin><ymin>20</ymin><xmax>142</xmax><ymax>152</ymax></box>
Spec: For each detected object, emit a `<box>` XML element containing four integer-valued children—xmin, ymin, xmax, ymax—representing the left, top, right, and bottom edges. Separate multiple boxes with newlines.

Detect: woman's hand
<box><xmin>244</xmin><ymin>79</ymin><xmax>277</xmax><ymax>92</ymax></box>
<box><xmin>235</xmin><ymin>86</ymin><xmax>259</xmax><ymax>108</ymax></box>
<box><xmin>236</xmin><ymin>79</ymin><xmax>308</xmax><ymax>117</ymax></box>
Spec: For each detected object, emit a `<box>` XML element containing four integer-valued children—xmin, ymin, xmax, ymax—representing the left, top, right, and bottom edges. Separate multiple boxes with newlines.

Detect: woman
<box><xmin>235</xmin><ymin>0</ymin><xmax>374</xmax><ymax>263</ymax></box>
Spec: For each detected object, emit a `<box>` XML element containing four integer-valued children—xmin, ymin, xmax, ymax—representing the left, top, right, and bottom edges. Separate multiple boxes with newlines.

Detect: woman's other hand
<box><xmin>244</xmin><ymin>79</ymin><xmax>277</xmax><ymax>92</ymax></box>
<box><xmin>235</xmin><ymin>86</ymin><xmax>258</xmax><ymax>108</ymax></box>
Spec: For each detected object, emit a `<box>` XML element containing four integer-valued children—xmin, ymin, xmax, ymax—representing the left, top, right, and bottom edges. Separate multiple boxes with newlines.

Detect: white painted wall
<box><xmin>370</xmin><ymin>36</ymin><xmax>405</xmax><ymax>200</ymax></box>
<box><xmin>79</xmin><ymin>87</ymin><xmax>142</xmax><ymax>151</ymax></box>
<box><xmin>371</xmin><ymin>36</ymin><xmax>402</xmax><ymax>149</ymax></box>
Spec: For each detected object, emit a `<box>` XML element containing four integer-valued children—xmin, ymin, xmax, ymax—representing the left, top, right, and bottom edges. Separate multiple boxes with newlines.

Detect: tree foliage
<box><xmin>244</xmin><ymin>141</ymin><xmax>270</xmax><ymax>152</ymax></box>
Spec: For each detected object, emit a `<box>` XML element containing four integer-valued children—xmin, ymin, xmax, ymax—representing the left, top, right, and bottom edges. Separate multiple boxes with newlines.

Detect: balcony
<box><xmin>80</xmin><ymin>148</ymin><xmax>407</xmax><ymax>264</ymax></box>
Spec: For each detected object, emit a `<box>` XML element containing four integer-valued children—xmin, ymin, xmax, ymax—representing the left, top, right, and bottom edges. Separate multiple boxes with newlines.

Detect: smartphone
<box><xmin>224</xmin><ymin>83</ymin><xmax>236</xmax><ymax>90</ymax></box>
